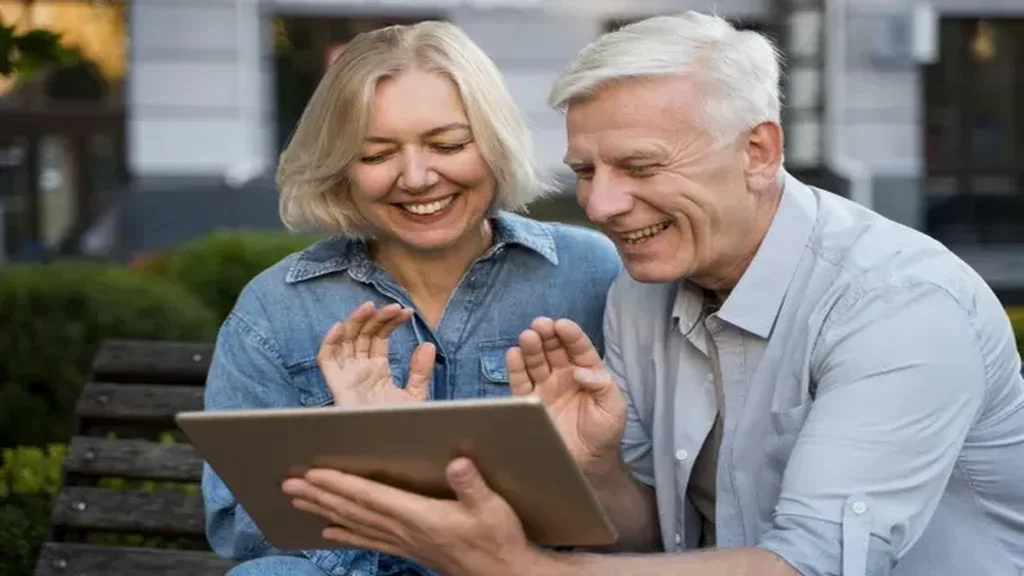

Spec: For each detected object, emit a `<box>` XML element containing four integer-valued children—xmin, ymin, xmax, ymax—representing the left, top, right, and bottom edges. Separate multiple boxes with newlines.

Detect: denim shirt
<box><xmin>201</xmin><ymin>211</ymin><xmax>622</xmax><ymax>575</ymax></box>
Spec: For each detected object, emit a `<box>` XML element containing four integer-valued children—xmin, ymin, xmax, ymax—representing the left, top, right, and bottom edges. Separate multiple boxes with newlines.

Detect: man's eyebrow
<box><xmin>562</xmin><ymin>156</ymin><xmax>589</xmax><ymax>167</ymax></box>
<box><xmin>614</xmin><ymin>150</ymin><xmax>662</xmax><ymax>163</ymax></box>
<box><xmin>365</xmin><ymin>122</ymin><xmax>471</xmax><ymax>143</ymax></box>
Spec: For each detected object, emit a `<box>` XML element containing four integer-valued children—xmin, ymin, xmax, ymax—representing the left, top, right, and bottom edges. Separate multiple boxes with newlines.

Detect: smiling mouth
<box><xmin>621</xmin><ymin>222</ymin><xmax>671</xmax><ymax>245</ymax></box>
<box><xmin>400</xmin><ymin>195</ymin><xmax>455</xmax><ymax>216</ymax></box>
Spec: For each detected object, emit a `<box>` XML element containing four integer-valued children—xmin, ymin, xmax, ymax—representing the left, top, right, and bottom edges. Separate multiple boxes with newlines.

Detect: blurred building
<box><xmin>1</xmin><ymin>0</ymin><xmax>1022</xmax><ymax>299</ymax></box>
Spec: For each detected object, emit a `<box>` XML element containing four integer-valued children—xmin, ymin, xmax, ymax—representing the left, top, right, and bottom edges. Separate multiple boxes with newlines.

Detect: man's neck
<box><xmin>697</xmin><ymin>179</ymin><xmax>784</xmax><ymax>303</ymax></box>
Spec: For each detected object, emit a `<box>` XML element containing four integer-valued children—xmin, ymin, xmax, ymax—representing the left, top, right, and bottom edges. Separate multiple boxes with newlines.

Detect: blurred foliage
<box><xmin>0</xmin><ymin>21</ymin><xmax>76</xmax><ymax>78</ymax></box>
<box><xmin>0</xmin><ymin>438</ymin><xmax>201</xmax><ymax>576</ymax></box>
<box><xmin>0</xmin><ymin>261</ymin><xmax>219</xmax><ymax>449</ymax></box>
<box><xmin>135</xmin><ymin>229</ymin><xmax>320</xmax><ymax>322</ymax></box>
<box><xmin>1009</xmin><ymin>307</ymin><xmax>1023</xmax><ymax>358</ymax></box>
<box><xmin>0</xmin><ymin>494</ymin><xmax>52</xmax><ymax>576</ymax></box>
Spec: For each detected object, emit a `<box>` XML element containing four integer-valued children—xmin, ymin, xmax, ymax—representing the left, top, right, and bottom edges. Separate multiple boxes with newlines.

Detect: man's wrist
<box><xmin>583</xmin><ymin>453</ymin><xmax>630</xmax><ymax>491</ymax></box>
<box><xmin>516</xmin><ymin>546</ymin><xmax>576</xmax><ymax>576</ymax></box>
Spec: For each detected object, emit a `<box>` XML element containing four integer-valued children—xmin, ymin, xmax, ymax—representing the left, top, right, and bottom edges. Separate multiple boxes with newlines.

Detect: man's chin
<box><xmin>622</xmin><ymin>260</ymin><xmax>683</xmax><ymax>284</ymax></box>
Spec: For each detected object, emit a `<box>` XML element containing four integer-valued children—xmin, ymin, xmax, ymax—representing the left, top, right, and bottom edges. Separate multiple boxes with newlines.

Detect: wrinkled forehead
<box><xmin>563</xmin><ymin>76</ymin><xmax>706</xmax><ymax>161</ymax></box>
<box><xmin>565</xmin><ymin>76</ymin><xmax>702</xmax><ymax>131</ymax></box>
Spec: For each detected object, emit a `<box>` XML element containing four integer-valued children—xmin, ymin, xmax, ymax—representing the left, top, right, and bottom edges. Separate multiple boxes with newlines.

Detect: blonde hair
<box><xmin>550</xmin><ymin>12</ymin><xmax>783</xmax><ymax>147</ymax></box>
<box><xmin>277</xmin><ymin>20</ymin><xmax>547</xmax><ymax>236</ymax></box>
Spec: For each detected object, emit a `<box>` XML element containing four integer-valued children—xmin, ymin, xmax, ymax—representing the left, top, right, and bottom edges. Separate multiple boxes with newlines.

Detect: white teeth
<box><xmin>401</xmin><ymin>196</ymin><xmax>454</xmax><ymax>215</ymax></box>
<box><xmin>622</xmin><ymin>222</ymin><xmax>670</xmax><ymax>243</ymax></box>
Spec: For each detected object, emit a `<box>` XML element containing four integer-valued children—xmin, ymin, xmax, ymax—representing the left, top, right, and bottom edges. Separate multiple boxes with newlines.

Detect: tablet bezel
<box><xmin>175</xmin><ymin>395</ymin><xmax>617</xmax><ymax>550</ymax></box>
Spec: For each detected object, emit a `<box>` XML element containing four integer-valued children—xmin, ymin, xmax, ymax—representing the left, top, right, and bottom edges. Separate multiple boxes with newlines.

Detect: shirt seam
<box><xmin>227</xmin><ymin>306</ymin><xmax>285</xmax><ymax>367</ymax></box>
<box><xmin>951</xmin><ymin>458</ymin><xmax>1006</xmax><ymax>560</ymax></box>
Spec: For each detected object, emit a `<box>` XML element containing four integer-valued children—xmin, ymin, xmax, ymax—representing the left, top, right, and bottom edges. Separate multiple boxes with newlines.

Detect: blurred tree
<box><xmin>0</xmin><ymin>19</ymin><xmax>76</xmax><ymax>78</ymax></box>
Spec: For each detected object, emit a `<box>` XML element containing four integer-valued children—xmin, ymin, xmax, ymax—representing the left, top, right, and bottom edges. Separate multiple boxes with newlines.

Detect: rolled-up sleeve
<box><xmin>757</xmin><ymin>283</ymin><xmax>988</xmax><ymax>576</ymax></box>
<box><xmin>603</xmin><ymin>280</ymin><xmax>656</xmax><ymax>486</ymax></box>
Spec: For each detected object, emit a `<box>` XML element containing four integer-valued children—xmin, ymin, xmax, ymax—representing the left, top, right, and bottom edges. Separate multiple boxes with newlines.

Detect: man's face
<box><xmin>564</xmin><ymin>75</ymin><xmax>775</xmax><ymax>285</ymax></box>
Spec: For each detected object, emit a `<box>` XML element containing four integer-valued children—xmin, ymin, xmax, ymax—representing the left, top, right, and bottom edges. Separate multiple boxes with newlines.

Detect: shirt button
<box><xmin>675</xmin><ymin>449</ymin><xmax>688</xmax><ymax>461</ymax></box>
<box><xmin>851</xmin><ymin>500</ymin><xmax>868</xmax><ymax>515</ymax></box>
<box><xmin>674</xmin><ymin>533</ymin><xmax>682</xmax><ymax>545</ymax></box>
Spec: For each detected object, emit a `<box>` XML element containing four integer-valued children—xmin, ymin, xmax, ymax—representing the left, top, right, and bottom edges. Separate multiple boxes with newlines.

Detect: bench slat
<box><xmin>53</xmin><ymin>487</ymin><xmax>204</xmax><ymax>535</ymax></box>
<box><xmin>34</xmin><ymin>543</ymin><xmax>234</xmax><ymax>576</ymax></box>
<box><xmin>76</xmin><ymin>383</ymin><xmax>203</xmax><ymax>424</ymax></box>
<box><xmin>65</xmin><ymin>437</ymin><xmax>203</xmax><ymax>482</ymax></box>
<box><xmin>92</xmin><ymin>340</ymin><xmax>213</xmax><ymax>385</ymax></box>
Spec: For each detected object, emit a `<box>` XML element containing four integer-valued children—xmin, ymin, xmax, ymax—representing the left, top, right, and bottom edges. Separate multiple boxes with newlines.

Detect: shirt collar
<box><xmin>285</xmin><ymin>210</ymin><xmax>559</xmax><ymax>284</ymax></box>
<box><xmin>673</xmin><ymin>171</ymin><xmax>818</xmax><ymax>339</ymax></box>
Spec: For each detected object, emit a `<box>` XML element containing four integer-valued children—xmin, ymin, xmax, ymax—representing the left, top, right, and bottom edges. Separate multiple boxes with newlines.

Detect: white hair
<box><xmin>549</xmin><ymin>11</ymin><xmax>783</xmax><ymax>145</ymax></box>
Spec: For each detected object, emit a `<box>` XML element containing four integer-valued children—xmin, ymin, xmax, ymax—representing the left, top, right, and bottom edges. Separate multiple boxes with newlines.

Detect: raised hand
<box><xmin>317</xmin><ymin>301</ymin><xmax>435</xmax><ymax>406</ymax></box>
<box><xmin>506</xmin><ymin>318</ymin><xmax>626</xmax><ymax>476</ymax></box>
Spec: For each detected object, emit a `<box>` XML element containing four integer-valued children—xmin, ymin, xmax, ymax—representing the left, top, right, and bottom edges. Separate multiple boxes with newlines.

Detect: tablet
<box><xmin>175</xmin><ymin>395</ymin><xmax>617</xmax><ymax>550</ymax></box>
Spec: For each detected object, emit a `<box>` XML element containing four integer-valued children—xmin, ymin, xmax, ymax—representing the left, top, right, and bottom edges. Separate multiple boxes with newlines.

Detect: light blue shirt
<box><xmin>606</xmin><ymin>172</ymin><xmax>1024</xmax><ymax>575</ymax></box>
<box><xmin>201</xmin><ymin>212</ymin><xmax>622</xmax><ymax>575</ymax></box>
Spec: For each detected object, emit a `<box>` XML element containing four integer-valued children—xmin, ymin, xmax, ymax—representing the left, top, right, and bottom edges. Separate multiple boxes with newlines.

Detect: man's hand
<box><xmin>317</xmin><ymin>301</ymin><xmax>435</xmax><ymax>406</ymax></box>
<box><xmin>282</xmin><ymin>458</ymin><xmax>540</xmax><ymax>576</ymax></box>
<box><xmin>506</xmin><ymin>318</ymin><xmax>627</xmax><ymax>476</ymax></box>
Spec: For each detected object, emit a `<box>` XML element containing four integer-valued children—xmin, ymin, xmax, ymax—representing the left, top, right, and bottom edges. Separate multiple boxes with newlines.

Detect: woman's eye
<box><xmin>359</xmin><ymin>153</ymin><xmax>390</xmax><ymax>164</ymax></box>
<box><xmin>433</xmin><ymin>143</ymin><xmax>467</xmax><ymax>154</ymax></box>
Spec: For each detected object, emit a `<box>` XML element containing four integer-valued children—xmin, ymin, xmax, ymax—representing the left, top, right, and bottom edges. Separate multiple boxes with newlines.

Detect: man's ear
<box><xmin>743</xmin><ymin>121</ymin><xmax>784</xmax><ymax>191</ymax></box>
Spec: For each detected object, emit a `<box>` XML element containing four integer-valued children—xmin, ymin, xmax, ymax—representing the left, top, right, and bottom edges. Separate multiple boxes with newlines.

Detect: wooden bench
<box><xmin>33</xmin><ymin>339</ymin><xmax>237</xmax><ymax>576</ymax></box>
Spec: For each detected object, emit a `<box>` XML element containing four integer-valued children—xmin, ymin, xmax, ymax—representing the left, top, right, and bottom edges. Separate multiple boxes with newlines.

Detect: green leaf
<box><xmin>0</xmin><ymin>24</ymin><xmax>15</xmax><ymax>76</ymax></box>
<box><xmin>10</xmin><ymin>28</ymin><xmax>76</xmax><ymax>76</ymax></box>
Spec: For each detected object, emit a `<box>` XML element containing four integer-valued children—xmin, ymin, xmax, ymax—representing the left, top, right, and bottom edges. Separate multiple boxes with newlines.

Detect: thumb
<box><xmin>446</xmin><ymin>458</ymin><xmax>493</xmax><ymax>509</ymax></box>
<box><xmin>404</xmin><ymin>343</ymin><xmax>436</xmax><ymax>401</ymax></box>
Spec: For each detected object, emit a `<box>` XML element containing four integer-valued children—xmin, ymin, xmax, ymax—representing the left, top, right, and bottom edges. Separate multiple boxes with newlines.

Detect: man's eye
<box><xmin>573</xmin><ymin>167</ymin><xmax>594</xmax><ymax>180</ymax></box>
<box><xmin>625</xmin><ymin>165</ymin><xmax>655</xmax><ymax>177</ymax></box>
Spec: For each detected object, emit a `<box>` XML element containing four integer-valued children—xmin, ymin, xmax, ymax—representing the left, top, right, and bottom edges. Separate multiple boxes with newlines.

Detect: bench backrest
<box><xmin>34</xmin><ymin>339</ymin><xmax>236</xmax><ymax>576</ymax></box>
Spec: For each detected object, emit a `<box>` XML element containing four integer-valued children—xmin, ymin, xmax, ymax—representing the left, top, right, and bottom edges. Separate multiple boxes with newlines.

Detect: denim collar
<box><xmin>285</xmin><ymin>211</ymin><xmax>559</xmax><ymax>284</ymax></box>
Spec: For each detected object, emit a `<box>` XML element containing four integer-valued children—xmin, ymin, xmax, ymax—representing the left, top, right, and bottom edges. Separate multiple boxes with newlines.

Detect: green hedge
<box><xmin>0</xmin><ymin>445</ymin><xmax>65</xmax><ymax>576</ymax></box>
<box><xmin>1010</xmin><ymin>307</ymin><xmax>1023</xmax><ymax>358</ymax></box>
<box><xmin>0</xmin><ymin>261</ymin><xmax>219</xmax><ymax>449</ymax></box>
<box><xmin>139</xmin><ymin>229</ymin><xmax>319</xmax><ymax>321</ymax></box>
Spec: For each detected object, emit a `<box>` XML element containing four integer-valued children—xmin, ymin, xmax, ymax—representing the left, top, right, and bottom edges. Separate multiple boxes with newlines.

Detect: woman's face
<box><xmin>347</xmin><ymin>69</ymin><xmax>496</xmax><ymax>253</ymax></box>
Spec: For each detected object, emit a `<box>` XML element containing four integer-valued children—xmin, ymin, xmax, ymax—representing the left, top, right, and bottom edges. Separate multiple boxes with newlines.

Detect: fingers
<box><xmin>355</xmin><ymin>304</ymin><xmax>405</xmax><ymax>357</ymax></box>
<box><xmin>303</xmin><ymin>468</ymin><xmax>428</xmax><ymax>521</ymax></box>
<box><xmin>340</xmin><ymin>302</ymin><xmax>377</xmax><ymax>359</ymax></box>
<box><xmin>330</xmin><ymin>301</ymin><xmax>414</xmax><ymax>362</ymax></box>
<box><xmin>404</xmin><ymin>343</ymin><xmax>436</xmax><ymax>402</ymax></box>
<box><xmin>505</xmin><ymin>347</ymin><xmax>533</xmax><ymax>396</ymax></box>
<box><xmin>531</xmin><ymin>317</ymin><xmax>570</xmax><ymax>369</ymax></box>
<box><xmin>283</xmin><ymin>477</ymin><xmax>403</xmax><ymax>545</ymax></box>
<box><xmin>517</xmin><ymin>326</ymin><xmax>551</xmax><ymax>384</ymax></box>
<box><xmin>316</xmin><ymin>321</ymin><xmax>347</xmax><ymax>368</ymax></box>
<box><xmin>371</xmin><ymin>308</ymin><xmax>414</xmax><ymax>357</ymax></box>
<box><xmin>554</xmin><ymin>319</ymin><xmax>602</xmax><ymax>368</ymax></box>
<box><xmin>320</xmin><ymin>523</ymin><xmax>406</xmax><ymax>559</ymax></box>
<box><xmin>446</xmin><ymin>458</ymin><xmax>494</xmax><ymax>510</ymax></box>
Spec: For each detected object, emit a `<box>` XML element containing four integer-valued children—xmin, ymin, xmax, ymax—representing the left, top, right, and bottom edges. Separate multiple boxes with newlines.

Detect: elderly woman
<box><xmin>201</xmin><ymin>20</ymin><xmax>621</xmax><ymax>576</ymax></box>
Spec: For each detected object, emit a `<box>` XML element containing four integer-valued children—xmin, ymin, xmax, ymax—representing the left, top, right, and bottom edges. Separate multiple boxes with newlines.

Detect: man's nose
<box><xmin>397</xmin><ymin>150</ymin><xmax>439</xmax><ymax>192</ymax></box>
<box><xmin>582</xmin><ymin>173</ymin><xmax>634</xmax><ymax>224</ymax></box>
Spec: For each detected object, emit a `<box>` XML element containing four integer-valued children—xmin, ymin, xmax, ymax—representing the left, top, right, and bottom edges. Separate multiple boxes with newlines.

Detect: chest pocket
<box><xmin>478</xmin><ymin>340</ymin><xmax>516</xmax><ymax>398</ymax></box>
<box><xmin>292</xmin><ymin>352</ymin><xmax>410</xmax><ymax>407</ymax></box>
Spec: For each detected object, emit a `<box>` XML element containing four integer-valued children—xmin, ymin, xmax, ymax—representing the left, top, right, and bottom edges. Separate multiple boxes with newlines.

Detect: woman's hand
<box><xmin>317</xmin><ymin>301</ymin><xmax>435</xmax><ymax>406</ymax></box>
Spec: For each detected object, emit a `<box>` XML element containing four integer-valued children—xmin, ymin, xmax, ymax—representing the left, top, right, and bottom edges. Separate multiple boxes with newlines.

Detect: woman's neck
<box><xmin>369</xmin><ymin>220</ymin><xmax>494</xmax><ymax>328</ymax></box>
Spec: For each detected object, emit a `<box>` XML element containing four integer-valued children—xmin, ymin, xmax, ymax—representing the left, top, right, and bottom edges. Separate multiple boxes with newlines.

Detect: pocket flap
<box><xmin>478</xmin><ymin>342</ymin><xmax>512</xmax><ymax>383</ymax></box>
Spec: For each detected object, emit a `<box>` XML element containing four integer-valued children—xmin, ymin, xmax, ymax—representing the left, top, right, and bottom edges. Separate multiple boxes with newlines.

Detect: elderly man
<box><xmin>282</xmin><ymin>12</ymin><xmax>1024</xmax><ymax>575</ymax></box>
